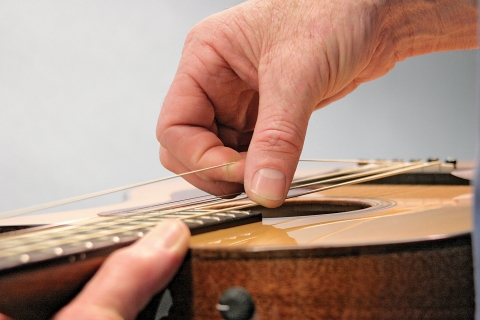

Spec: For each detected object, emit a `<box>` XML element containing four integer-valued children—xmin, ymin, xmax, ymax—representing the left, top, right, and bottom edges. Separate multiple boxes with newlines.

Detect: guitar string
<box><xmin>0</xmin><ymin>163</ymin><xmax>437</xmax><ymax>262</ymax></box>
<box><xmin>177</xmin><ymin>160</ymin><xmax>440</xmax><ymax>220</ymax></box>
<box><xmin>0</xmin><ymin>160</ymin><xmax>441</xmax><ymax>258</ymax></box>
<box><xmin>291</xmin><ymin>163</ymin><xmax>389</xmax><ymax>187</ymax></box>
<box><xmin>111</xmin><ymin>160</ymin><xmax>389</xmax><ymax>214</ymax></box>
<box><xmin>109</xmin><ymin>160</ymin><xmax>438</xmax><ymax>221</ymax></box>
<box><xmin>97</xmin><ymin>194</ymin><xmax>234</xmax><ymax>219</ymax></box>
<box><xmin>98</xmin><ymin>162</ymin><xmax>395</xmax><ymax>216</ymax></box>
<box><xmin>117</xmin><ymin>161</ymin><xmax>414</xmax><ymax>217</ymax></box>
<box><xmin>111</xmin><ymin>159</ymin><xmax>399</xmax><ymax>215</ymax></box>
<box><xmin>0</xmin><ymin>158</ymin><xmax>400</xmax><ymax>220</ymax></box>
<box><xmin>0</xmin><ymin>161</ymin><xmax>396</xmax><ymax>248</ymax></box>
<box><xmin>0</xmin><ymin>160</ymin><xmax>435</xmax><ymax>240</ymax></box>
<box><xmin>291</xmin><ymin>162</ymin><xmax>413</xmax><ymax>190</ymax></box>
<box><xmin>0</xmin><ymin>162</ymin><xmax>239</xmax><ymax>220</ymax></box>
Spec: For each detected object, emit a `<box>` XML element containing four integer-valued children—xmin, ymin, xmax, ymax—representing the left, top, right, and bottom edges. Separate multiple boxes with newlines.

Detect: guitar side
<box><xmin>176</xmin><ymin>184</ymin><xmax>473</xmax><ymax>319</ymax></box>
<box><xmin>0</xmin><ymin>174</ymin><xmax>474</xmax><ymax>319</ymax></box>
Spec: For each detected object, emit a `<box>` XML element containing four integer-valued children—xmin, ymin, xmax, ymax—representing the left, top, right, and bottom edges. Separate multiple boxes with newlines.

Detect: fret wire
<box><xmin>0</xmin><ymin>216</ymin><xmax>152</xmax><ymax>249</ymax></box>
<box><xmin>0</xmin><ymin>225</ymin><xmax>76</xmax><ymax>248</ymax></box>
<box><xmin>0</xmin><ymin>160</ymin><xmax>442</xmax><ymax>260</ymax></box>
<box><xmin>0</xmin><ymin>215</ymin><xmax>163</xmax><ymax>250</ymax></box>
<box><xmin>0</xmin><ymin>221</ymin><xmax>161</xmax><ymax>258</ymax></box>
<box><xmin>0</xmin><ymin>207</ymin><xmax>242</xmax><ymax>257</ymax></box>
<box><xmin>0</xmin><ymin>213</ymin><xmax>180</xmax><ymax>250</ymax></box>
<box><xmin>0</xmin><ymin>207</ymin><xmax>248</xmax><ymax>257</ymax></box>
<box><xmin>0</xmin><ymin>224</ymin><xmax>77</xmax><ymax>240</ymax></box>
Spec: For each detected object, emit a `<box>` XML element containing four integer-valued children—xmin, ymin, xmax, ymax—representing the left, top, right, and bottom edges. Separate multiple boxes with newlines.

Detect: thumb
<box><xmin>244</xmin><ymin>69</ymin><xmax>316</xmax><ymax>208</ymax></box>
<box><xmin>54</xmin><ymin>220</ymin><xmax>190</xmax><ymax>320</ymax></box>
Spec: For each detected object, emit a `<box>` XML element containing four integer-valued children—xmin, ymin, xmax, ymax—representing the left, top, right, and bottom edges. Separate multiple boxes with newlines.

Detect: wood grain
<box><xmin>0</xmin><ymin>182</ymin><xmax>473</xmax><ymax>319</ymax></box>
<box><xmin>163</xmin><ymin>236</ymin><xmax>472</xmax><ymax>319</ymax></box>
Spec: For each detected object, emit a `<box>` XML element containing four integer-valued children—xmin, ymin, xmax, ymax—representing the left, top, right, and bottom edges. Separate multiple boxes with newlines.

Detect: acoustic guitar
<box><xmin>0</xmin><ymin>160</ymin><xmax>473</xmax><ymax>319</ymax></box>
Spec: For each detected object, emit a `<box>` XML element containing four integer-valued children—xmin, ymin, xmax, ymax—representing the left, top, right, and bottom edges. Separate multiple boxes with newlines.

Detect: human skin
<box><xmin>0</xmin><ymin>220</ymin><xmax>190</xmax><ymax>320</ymax></box>
<box><xmin>157</xmin><ymin>0</ymin><xmax>478</xmax><ymax>208</ymax></box>
<box><xmin>1</xmin><ymin>1</ymin><xmax>476</xmax><ymax>319</ymax></box>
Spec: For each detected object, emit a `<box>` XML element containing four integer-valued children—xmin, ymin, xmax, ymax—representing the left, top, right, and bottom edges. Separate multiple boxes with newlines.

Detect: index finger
<box><xmin>157</xmin><ymin>67</ymin><xmax>245</xmax><ymax>185</ymax></box>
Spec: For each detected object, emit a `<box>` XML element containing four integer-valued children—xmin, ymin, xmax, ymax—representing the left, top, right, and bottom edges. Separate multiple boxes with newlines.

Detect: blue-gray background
<box><xmin>0</xmin><ymin>1</ymin><xmax>476</xmax><ymax>213</ymax></box>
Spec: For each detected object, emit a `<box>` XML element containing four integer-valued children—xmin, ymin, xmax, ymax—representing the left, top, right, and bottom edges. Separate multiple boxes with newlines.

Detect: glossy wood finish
<box><xmin>190</xmin><ymin>185</ymin><xmax>472</xmax><ymax>248</ymax></box>
<box><xmin>162</xmin><ymin>185</ymin><xmax>473</xmax><ymax>319</ymax></box>
<box><xmin>185</xmin><ymin>236</ymin><xmax>473</xmax><ymax>319</ymax></box>
<box><xmin>0</xmin><ymin>184</ymin><xmax>474</xmax><ymax>319</ymax></box>
<box><xmin>0</xmin><ymin>255</ymin><xmax>105</xmax><ymax>319</ymax></box>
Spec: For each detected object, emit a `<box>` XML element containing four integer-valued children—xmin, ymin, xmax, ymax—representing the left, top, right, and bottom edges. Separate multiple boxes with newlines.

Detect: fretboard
<box><xmin>0</xmin><ymin>209</ymin><xmax>261</xmax><ymax>273</ymax></box>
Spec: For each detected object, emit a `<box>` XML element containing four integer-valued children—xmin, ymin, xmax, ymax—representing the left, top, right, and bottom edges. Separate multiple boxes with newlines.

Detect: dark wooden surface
<box><xmin>0</xmin><ymin>179</ymin><xmax>473</xmax><ymax>319</ymax></box>
<box><xmin>0</xmin><ymin>233</ymin><xmax>473</xmax><ymax>319</ymax></box>
<box><xmin>182</xmin><ymin>235</ymin><xmax>473</xmax><ymax>319</ymax></box>
<box><xmin>0</xmin><ymin>255</ymin><xmax>104</xmax><ymax>319</ymax></box>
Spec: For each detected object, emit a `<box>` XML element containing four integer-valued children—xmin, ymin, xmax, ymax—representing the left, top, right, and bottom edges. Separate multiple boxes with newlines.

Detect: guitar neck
<box><xmin>0</xmin><ymin>209</ymin><xmax>261</xmax><ymax>272</ymax></box>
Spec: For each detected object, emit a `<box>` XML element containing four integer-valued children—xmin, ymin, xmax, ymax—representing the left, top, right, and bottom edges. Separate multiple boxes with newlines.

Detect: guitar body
<box><xmin>157</xmin><ymin>185</ymin><xmax>474</xmax><ymax>319</ymax></box>
<box><xmin>174</xmin><ymin>235</ymin><xmax>472</xmax><ymax>320</ymax></box>
<box><xmin>0</xmin><ymin>171</ymin><xmax>474</xmax><ymax>319</ymax></box>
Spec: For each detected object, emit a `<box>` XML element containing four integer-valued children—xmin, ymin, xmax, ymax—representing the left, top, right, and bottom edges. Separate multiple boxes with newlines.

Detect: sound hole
<box><xmin>251</xmin><ymin>199</ymin><xmax>374</xmax><ymax>218</ymax></box>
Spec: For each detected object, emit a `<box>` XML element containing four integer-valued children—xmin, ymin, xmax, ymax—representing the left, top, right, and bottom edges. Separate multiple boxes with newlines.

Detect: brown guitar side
<box><xmin>158</xmin><ymin>236</ymin><xmax>473</xmax><ymax>319</ymax></box>
<box><xmin>0</xmin><ymin>184</ymin><xmax>474</xmax><ymax>319</ymax></box>
<box><xmin>158</xmin><ymin>184</ymin><xmax>475</xmax><ymax>319</ymax></box>
<box><xmin>0</xmin><ymin>235</ymin><xmax>472</xmax><ymax>319</ymax></box>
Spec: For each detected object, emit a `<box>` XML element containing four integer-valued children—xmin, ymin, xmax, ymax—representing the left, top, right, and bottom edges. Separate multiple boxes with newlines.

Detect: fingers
<box><xmin>54</xmin><ymin>220</ymin><xmax>190</xmax><ymax>320</ymax></box>
<box><xmin>157</xmin><ymin>13</ymin><xmax>261</xmax><ymax>190</ymax></box>
<box><xmin>243</xmin><ymin>63</ymin><xmax>315</xmax><ymax>208</ymax></box>
<box><xmin>158</xmin><ymin>71</ymin><xmax>246</xmax><ymax>186</ymax></box>
<box><xmin>160</xmin><ymin>146</ymin><xmax>245</xmax><ymax>196</ymax></box>
<box><xmin>157</xmin><ymin>4</ymin><xmax>318</xmax><ymax>208</ymax></box>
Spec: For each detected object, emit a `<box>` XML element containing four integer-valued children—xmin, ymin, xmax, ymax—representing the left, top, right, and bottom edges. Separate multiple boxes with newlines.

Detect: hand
<box><xmin>157</xmin><ymin>0</ymin><xmax>477</xmax><ymax>208</ymax></box>
<box><xmin>0</xmin><ymin>220</ymin><xmax>190</xmax><ymax>320</ymax></box>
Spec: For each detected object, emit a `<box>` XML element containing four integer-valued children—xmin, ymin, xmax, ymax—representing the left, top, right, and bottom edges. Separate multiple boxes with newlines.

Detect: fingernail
<box><xmin>141</xmin><ymin>220</ymin><xmax>190</xmax><ymax>254</ymax></box>
<box><xmin>251</xmin><ymin>168</ymin><xmax>286</xmax><ymax>201</ymax></box>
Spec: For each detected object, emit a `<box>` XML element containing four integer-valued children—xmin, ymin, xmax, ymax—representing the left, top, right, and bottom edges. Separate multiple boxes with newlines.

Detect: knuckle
<box><xmin>185</xmin><ymin>18</ymin><xmax>219</xmax><ymax>48</ymax></box>
<box><xmin>256</xmin><ymin>115</ymin><xmax>305</xmax><ymax>155</ymax></box>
